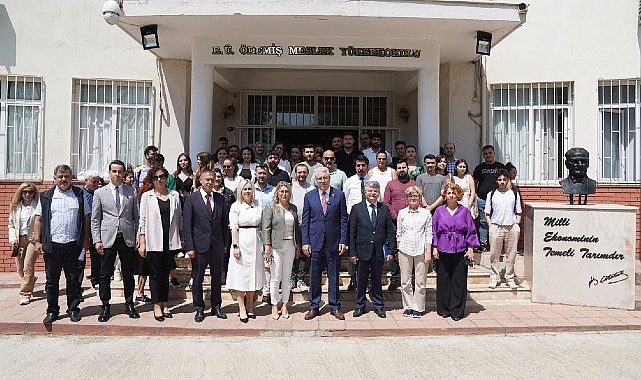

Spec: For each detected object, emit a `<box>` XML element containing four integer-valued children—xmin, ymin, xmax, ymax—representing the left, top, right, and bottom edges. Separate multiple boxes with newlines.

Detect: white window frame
<box><xmin>490</xmin><ymin>82</ymin><xmax>574</xmax><ymax>185</ymax></box>
<box><xmin>597</xmin><ymin>79</ymin><xmax>641</xmax><ymax>183</ymax></box>
<box><xmin>71</xmin><ymin>79</ymin><xmax>154</xmax><ymax>179</ymax></box>
<box><xmin>0</xmin><ymin>75</ymin><xmax>44</xmax><ymax>180</ymax></box>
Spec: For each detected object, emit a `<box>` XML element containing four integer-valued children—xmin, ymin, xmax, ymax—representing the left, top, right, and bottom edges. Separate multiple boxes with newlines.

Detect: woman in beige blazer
<box><xmin>8</xmin><ymin>183</ymin><xmax>40</xmax><ymax>305</ymax></box>
<box><xmin>138</xmin><ymin>167</ymin><xmax>183</xmax><ymax>321</ymax></box>
<box><xmin>262</xmin><ymin>181</ymin><xmax>302</xmax><ymax>320</ymax></box>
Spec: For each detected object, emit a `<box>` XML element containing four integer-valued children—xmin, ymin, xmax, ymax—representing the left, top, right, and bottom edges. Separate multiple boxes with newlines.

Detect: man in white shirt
<box><xmin>485</xmin><ymin>169</ymin><xmax>522</xmax><ymax>289</ymax></box>
<box><xmin>342</xmin><ymin>155</ymin><xmax>370</xmax><ymax>290</ymax></box>
<box><xmin>362</xmin><ymin>133</ymin><xmax>392</xmax><ymax>169</ymax></box>
<box><xmin>290</xmin><ymin>163</ymin><xmax>313</xmax><ymax>291</ymax></box>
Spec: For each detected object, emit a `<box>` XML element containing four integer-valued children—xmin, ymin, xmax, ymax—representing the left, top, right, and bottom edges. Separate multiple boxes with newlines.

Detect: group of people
<box><xmin>8</xmin><ymin>131</ymin><xmax>523</xmax><ymax>324</ymax></box>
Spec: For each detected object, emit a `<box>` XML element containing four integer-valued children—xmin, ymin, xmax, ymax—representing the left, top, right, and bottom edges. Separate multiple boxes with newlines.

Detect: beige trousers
<box><xmin>15</xmin><ymin>236</ymin><xmax>39</xmax><ymax>297</ymax></box>
<box><xmin>398</xmin><ymin>251</ymin><xmax>427</xmax><ymax>312</ymax></box>
<box><xmin>489</xmin><ymin>224</ymin><xmax>520</xmax><ymax>281</ymax></box>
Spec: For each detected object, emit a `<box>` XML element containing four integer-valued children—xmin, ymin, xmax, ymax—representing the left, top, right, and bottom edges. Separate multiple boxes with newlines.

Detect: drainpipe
<box><xmin>480</xmin><ymin>56</ymin><xmax>488</xmax><ymax>149</ymax></box>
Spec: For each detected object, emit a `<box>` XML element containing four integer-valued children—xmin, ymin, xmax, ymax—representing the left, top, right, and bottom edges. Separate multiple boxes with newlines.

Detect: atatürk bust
<box><xmin>559</xmin><ymin>147</ymin><xmax>597</xmax><ymax>205</ymax></box>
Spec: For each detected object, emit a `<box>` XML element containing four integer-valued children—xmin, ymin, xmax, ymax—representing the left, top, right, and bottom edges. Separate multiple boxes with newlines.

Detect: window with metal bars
<box><xmin>490</xmin><ymin>82</ymin><xmax>573</xmax><ymax>183</ymax></box>
<box><xmin>71</xmin><ymin>79</ymin><xmax>152</xmax><ymax>178</ymax></box>
<box><xmin>598</xmin><ymin>79</ymin><xmax>640</xmax><ymax>182</ymax></box>
<box><xmin>0</xmin><ymin>76</ymin><xmax>42</xmax><ymax>179</ymax></box>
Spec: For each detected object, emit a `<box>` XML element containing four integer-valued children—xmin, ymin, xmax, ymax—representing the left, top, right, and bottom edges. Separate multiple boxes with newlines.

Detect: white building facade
<box><xmin>0</xmin><ymin>0</ymin><xmax>639</xmax><ymax>262</ymax></box>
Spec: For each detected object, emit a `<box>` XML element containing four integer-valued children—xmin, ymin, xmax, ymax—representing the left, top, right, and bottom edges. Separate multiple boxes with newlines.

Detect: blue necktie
<box><xmin>370</xmin><ymin>203</ymin><xmax>377</xmax><ymax>228</ymax></box>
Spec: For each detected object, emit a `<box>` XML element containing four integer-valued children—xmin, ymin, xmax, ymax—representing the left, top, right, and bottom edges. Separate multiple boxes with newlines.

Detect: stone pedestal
<box><xmin>524</xmin><ymin>202</ymin><xmax>637</xmax><ymax>310</ymax></box>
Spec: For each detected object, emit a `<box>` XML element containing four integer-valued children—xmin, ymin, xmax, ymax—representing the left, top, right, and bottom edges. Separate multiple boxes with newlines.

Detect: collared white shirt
<box><xmin>35</xmin><ymin>187</ymin><xmax>84</xmax><ymax>244</ymax></box>
<box><xmin>291</xmin><ymin>181</ymin><xmax>313</xmax><ymax>223</ymax></box>
<box><xmin>397</xmin><ymin>206</ymin><xmax>433</xmax><ymax>256</ymax></box>
<box><xmin>19</xmin><ymin>202</ymin><xmax>33</xmax><ymax>235</ymax></box>
<box><xmin>199</xmin><ymin>188</ymin><xmax>215</xmax><ymax>212</ymax></box>
<box><xmin>343</xmin><ymin>174</ymin><xmax>370</xmax><ymax>214</ymax></box>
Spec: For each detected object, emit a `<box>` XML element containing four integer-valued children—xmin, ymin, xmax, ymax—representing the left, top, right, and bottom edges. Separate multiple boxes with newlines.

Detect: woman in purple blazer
<box><xmin>432</xmin><ymin>183</ymin><xmax>479</xmax><ymax>321</ymax></box>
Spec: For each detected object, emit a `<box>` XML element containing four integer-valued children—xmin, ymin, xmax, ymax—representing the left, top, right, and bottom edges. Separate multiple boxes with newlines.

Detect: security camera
<box><xmin>518</xmin><ymin>3</ymin><xmax>528</xmax><ymax>12</ymax></box>
<box><xmin>102</xmin><ymin>0</ymin><xmax>122</xmax><ymax>25</ymax></box>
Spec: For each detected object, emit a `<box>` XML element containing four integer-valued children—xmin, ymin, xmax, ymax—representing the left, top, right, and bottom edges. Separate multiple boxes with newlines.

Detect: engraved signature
<box><xmin>588</xmin><ymin>270</ymin><xmax>629</xmax><ymax>288</ymax></box>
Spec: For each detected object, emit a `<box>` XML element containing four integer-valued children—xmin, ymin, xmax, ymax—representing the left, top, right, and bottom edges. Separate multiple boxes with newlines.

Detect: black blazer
<box><xmin>183</xmin><ymin>191</ymin><xmax>229</xmax><ymax>254</ymax></box>
<box><xmin>349</xmin><ymin>200</ymin><xmax>396</xmax><ymax>261</ymax></box>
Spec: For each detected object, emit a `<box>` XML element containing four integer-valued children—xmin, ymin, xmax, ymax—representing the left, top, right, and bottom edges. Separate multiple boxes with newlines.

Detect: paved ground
<box><xmin>0</xmin><ymin>332</ymin><xmax>640</xmax><ymax>379</ymax></box>
<box><xmin>0</xmin><ymin>265</ymin><xmax>639</xmax><ymax>337</ymax></box>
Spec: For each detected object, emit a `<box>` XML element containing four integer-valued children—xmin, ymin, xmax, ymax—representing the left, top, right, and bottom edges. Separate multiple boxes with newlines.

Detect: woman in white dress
<box><xmin>368</xmin><ymin>151</ymin><xmax>397</xmax><ymax>202</ymax></box>
<box><xmin>452</xmin><ymin>159</ymin><xmax>478</xmax><ymax>218</ymax></box>
<box><xmin>226</xmin><ymin>179</ymin><xmax>263</xmax><ymax>323</ymax></box>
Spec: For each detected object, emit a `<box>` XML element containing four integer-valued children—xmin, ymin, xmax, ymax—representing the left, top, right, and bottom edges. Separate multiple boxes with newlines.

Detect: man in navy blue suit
<box><xmin>302</xmin><ymin>166</ymin><xmax>348</xmax><ymax>320</ymax></box>
<box><xmin>183</xmin><ymin>170</ymin><xmax>229</xmax><ymax>322</ymax></box>
<box><xmin>349</xmin><ymin>181</ymin><xmax>396</xmax><ymax>318</ymax></box>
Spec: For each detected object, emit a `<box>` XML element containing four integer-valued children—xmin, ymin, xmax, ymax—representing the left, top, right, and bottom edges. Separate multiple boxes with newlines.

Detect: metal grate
<box><xmin>0</xmin><ymin>75</ymin><xmax>43</xmax><ymax>179</ymax></box>
<box><xmin>598</xmin><ymin>79</ymin><xmax>640</xmax><ymax>182</ymax></box>
<box><xmin>491</xmin><ymin>82</ymin><xmax>573</xmax><ymax>184</ymax></box>
<box><xmin>71</xmin><ymin>79</ymin><xmax>152</xmax><ymax>178</ymax></box>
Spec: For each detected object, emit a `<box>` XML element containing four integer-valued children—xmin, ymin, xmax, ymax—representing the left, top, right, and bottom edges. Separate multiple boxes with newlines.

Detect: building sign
<box><xmin>525</xmin><ymin>203</ymin><xmax>636</xmax><ymax>310</ymax></box>
<box><xmin>211</xmin><ymin>43</ymin><xmax>421</xmax><ymax>58</ymax></box>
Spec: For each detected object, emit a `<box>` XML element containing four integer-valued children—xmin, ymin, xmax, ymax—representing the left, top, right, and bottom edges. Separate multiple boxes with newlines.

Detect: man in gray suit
<box><xmin>91</xmin><ymin>159</ymin><xmax>140</xmax><ymax>322</ymax></box>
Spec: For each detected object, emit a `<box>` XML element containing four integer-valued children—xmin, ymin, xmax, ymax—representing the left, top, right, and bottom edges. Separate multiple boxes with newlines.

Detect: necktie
<box><xmin>370</xmin><ymin>203</ymin><xmax>377</xmax><ymax>228</ymax></box>
<box><xmin>360</xmin><ymin>177</ymin><xmax>365</xmax><ymax>198</ymax></box>
<box><xmin>321</xmin><ymin>192</ymin><xmax>328</xmax><ymax>215</ymax></box>
<box><xmin>206</xmin><ymin>193</ymin><xmax>213</xmax><ymax>215</ymax></box>
<box><xmin>114</xmin><ymin>186</ymin><xmax>120</xmax><ymax>212</ymax></box>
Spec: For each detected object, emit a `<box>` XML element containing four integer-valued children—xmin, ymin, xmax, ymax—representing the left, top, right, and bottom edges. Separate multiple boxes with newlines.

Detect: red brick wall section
<box><xmin>0</xmin><ymin>182</ymin><xmax>638</xmax><ymax>272</ymax></box>
<box><xmin>518</xmin><ymin>185</ymin><xmax>641</xmax><ymax>260</ymax></box>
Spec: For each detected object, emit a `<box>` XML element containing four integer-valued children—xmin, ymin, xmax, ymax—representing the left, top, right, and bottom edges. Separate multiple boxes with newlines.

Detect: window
<box><xmin>72</xmin><ymin>79</ymin><xmax>152</xmax><ymax>178</ymax></box>
<box><xmin>0</xmin><ymin>76</ymin><xmax>43</xmax><ymax>179</ymax></box>
<box><xmin>598</xmin><ymin>80</ymin><xmax>640</xmax><ymax>182</ymax></box>
<box><xmin>491</xmin><ymin>82</ymin><xmax>573</xmax><ymax>183</ymax></box>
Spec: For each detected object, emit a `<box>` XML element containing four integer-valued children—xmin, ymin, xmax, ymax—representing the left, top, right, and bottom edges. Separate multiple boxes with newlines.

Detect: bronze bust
<box><xmin>559</xmin><ymin>147</ymin><xmax>596</xmax><ymax>205</ymax></box>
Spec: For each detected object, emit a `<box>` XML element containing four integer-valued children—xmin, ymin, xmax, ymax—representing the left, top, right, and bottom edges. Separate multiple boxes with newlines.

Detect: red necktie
<box><xmin>206</xmin><ymin>193</ymin><xmax>212</xmax><ymax>215</ymax></box>
<box><xmin>321</xmin><ymin>192</ymin><xmax>328</xmax><ymax>215</ymax></box>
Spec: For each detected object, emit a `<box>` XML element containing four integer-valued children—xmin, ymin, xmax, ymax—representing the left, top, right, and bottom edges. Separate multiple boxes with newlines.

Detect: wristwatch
<box><xmin>232</xmin><ymin>244</ymin><xmax>239</xmax><ymax>249</ymax></box>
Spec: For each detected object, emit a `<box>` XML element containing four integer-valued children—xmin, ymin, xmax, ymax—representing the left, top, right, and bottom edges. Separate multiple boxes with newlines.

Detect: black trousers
<box><xmin>291</xmin><ymin>253</ymin><xmax>308</xmax><ymax>282</ymax></box>
<box><xmin>99</xmin><ymin>235</ymin><xmax>136</xmax><ymax>305</ymax></box>
<box><xmin>147</xmin><ymin>250</ymin><xmax>174</xmax><ymax>304</ymax></box>
<box><xmin>435</xmin><ymin>252</ymin><xmax>468</xmax><ymax>319</ymax></box>
<box><xmin>356</xmin><ymin>256</ymin><xmax>384</xmax><ymax>310</ymax></box>
<box><xmin>88</xmin><ymin>243</ymin><xmax>101</xmax><ymax>286</ymax></box>
<box><xmin>191</xmin><ymin>246</ymin><xmax>223</xmax><ymax>312</ymax></box>
<box><xmin>388</xmin><ymin>257</ymin><xmax>401</xmax><ymax>284</ymax></box>
<box><xmin>44</xmin><ymin>241</ymin><xmax>82</xmax><ymax>315</ymax></box>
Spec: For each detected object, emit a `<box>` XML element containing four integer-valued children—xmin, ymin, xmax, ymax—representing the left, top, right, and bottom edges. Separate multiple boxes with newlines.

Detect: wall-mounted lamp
<box><xmin>476</xmin><ymin>31</ymin><xmax>493</xmax><ymax>56</ymax></box>
<box><xmin>140</xmin><ymin>24</ymin><xmax>160</xmax><ymax>50</ymax></box>
<box><xmin>224</xmin><ymin>104</ymin><xmax>236</xmax><ymax>119</ymax></box>
<box><xmin>399</xmin><ymin>105</ymin><xmax>409</xmax><ymax>123</ymax></box>
<box><xmin>102</xmin><ymin>0</ymin><xmax>122</xmax><ymax>25</ymax></box>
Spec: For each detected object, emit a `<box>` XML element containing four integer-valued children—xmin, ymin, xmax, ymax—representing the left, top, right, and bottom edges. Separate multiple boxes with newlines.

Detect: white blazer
<box><xmin>138</xmin><ymin>190</ymin><xmax>183</xmax><ymax>252</ymax></box>
<box><xmin>8</xmin><ymin>200</ymin><xmax>39</xmax><ymax>242</ymax></box>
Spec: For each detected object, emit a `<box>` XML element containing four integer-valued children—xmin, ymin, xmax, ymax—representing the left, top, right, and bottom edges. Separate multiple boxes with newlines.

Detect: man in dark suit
<box><xmin>183</xmin><ymin>170</ymin><xmax>229</xmax><ymax>322</ymax></box>
<box><xmin>349</xmin><ymin>181</ymin><xmax>396</xmax><ymax>318</ymax></box>
<box><xmin>301</xmin><ymin>166</ymin><xmax>348</xmax><ymax>320</ymax></box>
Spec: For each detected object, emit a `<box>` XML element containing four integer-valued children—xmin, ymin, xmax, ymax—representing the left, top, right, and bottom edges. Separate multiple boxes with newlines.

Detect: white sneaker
<box><xmin>186</xmin><ymin>278</ymin><xmax>193</xmax><ymax>290</ymax></box>
<box><xmin>113</xmin><ymin>271</ymin><xmax>122</xmax><ymax>282</ymax></box>
<box><xmin>488</xmin><ymin>277</ymin><xmax>498</xmax><ymax>289</ymax></box>
<box><xmin>19</xmin><ymin>297</ymin><xmax>30</xmax><ymax>305</ymax></box>
<box><xmin>507</xmin><ymin>279</ymin><xmax>518</xmax><ymax>289</ymax></box>
<box><xmin>297</xmin><ymin>280</ymin><xmax>309</xmax><ymax>291</ymax></box>
<box><xmin>177</xmin><ymin>252</ymin><xmax>185</xmax><ymax>258</ymax></box>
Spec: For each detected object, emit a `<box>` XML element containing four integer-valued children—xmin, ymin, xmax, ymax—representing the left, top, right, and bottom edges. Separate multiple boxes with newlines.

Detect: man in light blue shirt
<box><xmin>254</xmin><ymin>163</ymin><xmax>275</xmax><ymax>208</ymax></box>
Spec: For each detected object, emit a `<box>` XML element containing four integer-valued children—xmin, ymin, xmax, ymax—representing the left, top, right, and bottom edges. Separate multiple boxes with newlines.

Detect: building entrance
<box><xmin>275</xmin><ymin>128</ymin><xmax>358</xmax><ymax>151</ymax></box>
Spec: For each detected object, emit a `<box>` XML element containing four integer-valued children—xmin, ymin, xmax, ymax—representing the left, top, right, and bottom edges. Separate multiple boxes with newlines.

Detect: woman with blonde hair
<box><xmin>226</xmin><ymin>179</ymin><xmax>263</xmax><ymax>323</ymax></box>
<box><xmin>262</xmin><ymin>181</ymin><xmax>301</xmax><ymax>319</ymax></box>
<box><xmin>8</xmin><ymin>182</ymin><xmax>40</xmax><ymax>305</ymax></box>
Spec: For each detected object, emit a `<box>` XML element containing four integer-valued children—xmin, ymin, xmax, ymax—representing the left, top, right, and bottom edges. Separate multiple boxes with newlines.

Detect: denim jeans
<box><xmin>476</xmin><ymin>198</ymin><xmax>488</xmax><ymax>245</ymax></box>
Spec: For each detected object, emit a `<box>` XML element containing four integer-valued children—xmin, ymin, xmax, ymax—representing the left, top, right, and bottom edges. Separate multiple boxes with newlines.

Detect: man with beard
<box><xmin>382</xmin><ymin>159</ymin><xmax>417</xmax><ymax>291</ymax></box>
<box><xmin>391</xmin><ymin>140</ymin><xmax>407</xmax><ymax>169</ymax></box>
<box><xmin>296</xmin><ymin>144</ymin><xmax>322</xmax><ymax>184</ymax></box>
<box><xmin>311</xmin><ymin>150</ymin><xmax>347</xmax><ymax>190</ymax></box>
<box><xmin>266</xmin><ymin>149</ymin><xmax>291</xmax><ymax>186</ymax></box>
<box><xmin>331</xmin><ymin>136</ymin><xmax>343</xmax><ymax>151</ymax></box>
<box><xmin>362</xmin><ymin>132</ymin><xmax>392</xmax><ymax>170</ymax></box>
<box><xmin>335</xmin><ymin>132</ymin><xmax>363</xmax><ymax>177</ymax></box>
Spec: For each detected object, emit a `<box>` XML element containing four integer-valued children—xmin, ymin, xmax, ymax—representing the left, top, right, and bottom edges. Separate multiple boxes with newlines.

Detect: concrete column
<box><xmin>189</xmin><ymin>62</ymin><xmax>214</xmax><ymax>159</ymax></box>
<box><xmin>417</xmin><ymin>66</ymin><xmax>440</xmax><ymax>157</ymax></box>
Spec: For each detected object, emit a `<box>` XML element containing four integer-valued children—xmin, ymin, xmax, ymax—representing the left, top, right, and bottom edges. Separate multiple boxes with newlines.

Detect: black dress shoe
<box><xmin>43</xmin><ymin>312</ymin><xmax>58</xmax><ymax>324</ymax></box>
<box><xmin>452</xmin><ymin>316</ymin><xmax>463</xmax><ymax>321</ymax></box>
<box><xmin>387</xmin><ymin>283</ymin><xmax>399</xmax><ymax>292</ymax></box>
<box><xmin>247</xmin><ymin>312</ymin><xmax>256</xmax><ymax>319</ymax></box>
<box><xmin>125</xmin><ymin>304</ymin><xmax>140</xmax><ymax>319</ymax></box>
<box><xmin>374</xmin><ymin>309</ymin><xmax>387</xmax><ymax>318</ymax></box>
<box><xmin>212</xmin><ymin>306</ymin><xmax>227</xmax><ymax>319</ymax></box>
<box><xmin>194</xmin><ymin>310</ymin><xmax>205</xmax><ymax>322</ymax></box>
<box><xmin>163</xmin><ymin>312</ymin><xmax>173</xmax><ymax>319</ymax></box>
<box><xmin>98</xmin><ymin>305</ymin><xmax>111</xmax><ymax>323</ymax></box>
<box><xmin>239</xmin><ymin>315</ymin><xmax>249</xmax><ymax>323</ymax></box>
<box><xmin>69</xmin><ymin>310</ymin><xmax>81</xmax><ymax>322</ymax></box>
<box><xmin>154</xmin><ymin>312</ymin><xmax>165</xmax><ymax>322</ymax></box>
<box><xmin>347</xmin><ymin>279</ymin><xmax>357</xmax><ymax>291</ymax></box>
<box><xmin>353</xmin><ymin>308</ymin><xmax>366</xmax><ymax>318</ymax></box>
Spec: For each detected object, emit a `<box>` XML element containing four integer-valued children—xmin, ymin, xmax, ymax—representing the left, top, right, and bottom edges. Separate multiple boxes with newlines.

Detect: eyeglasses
<box><xmin>22</xmin><ymin>190</ymin><xmax>34</xmax><ymax>195</ymax></box>
<box><xmin>323</xmin><ymin>157</ymin><xmax>335</xmax><ymax>161</ymax></box>
<box><xmin>153</xmin><ymin>175</ymin><xmax>166</xmax><ymax>181</ymax></box>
